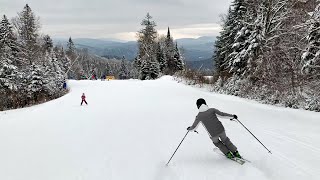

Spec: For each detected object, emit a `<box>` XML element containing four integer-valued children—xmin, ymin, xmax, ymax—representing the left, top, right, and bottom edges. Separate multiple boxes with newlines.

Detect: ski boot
<box><xmin>226</xmin><ymin>151</ymin><xmax>234</xmax><ymax>159</ymax></box>
<box><xmin>233</xmin><ymin>151</ymin><xmax>242</xmax><ymax>159</ymax></box>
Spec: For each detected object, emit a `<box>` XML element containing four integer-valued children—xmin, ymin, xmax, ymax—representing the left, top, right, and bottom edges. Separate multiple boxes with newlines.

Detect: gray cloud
<box><xmin>0</xmin><ymin>0</ymin><xmax>233</xmax><ymax>40</ymax></box>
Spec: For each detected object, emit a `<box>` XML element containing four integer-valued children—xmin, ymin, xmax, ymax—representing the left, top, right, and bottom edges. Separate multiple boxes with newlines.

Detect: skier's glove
<box><xmin>233</xmin><ymin>115</ymin><xmax>238</xmax><ymax>119</ymax></box>
<box><xmin>187</xmin><ymin>126</ymin><xmax>193</xmax><ymax>131</ymax></box>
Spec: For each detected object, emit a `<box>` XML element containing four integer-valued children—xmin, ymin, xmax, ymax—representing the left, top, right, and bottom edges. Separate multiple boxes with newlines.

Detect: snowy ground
<box><xmin>0</xmin><ymin>76</ymin><xmax>319</xmax><ymax>180</ymax></box>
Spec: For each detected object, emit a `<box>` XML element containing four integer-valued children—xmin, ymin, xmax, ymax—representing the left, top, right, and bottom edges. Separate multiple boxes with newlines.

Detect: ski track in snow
<box><xmin>0</xmin><ymin>76</ymin><xmax>319</xmax><ymax>180</ymax></box>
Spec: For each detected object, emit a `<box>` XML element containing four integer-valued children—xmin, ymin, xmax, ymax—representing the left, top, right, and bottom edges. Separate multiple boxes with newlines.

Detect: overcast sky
<box><xmin>0</xmin><ymin>0</ymin><xmax>233</xmax><ymax>41</ymax></box>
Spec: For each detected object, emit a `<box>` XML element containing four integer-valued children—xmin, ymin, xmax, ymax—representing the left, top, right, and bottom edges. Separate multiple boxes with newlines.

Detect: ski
<box><xmin>236</xmin><ymin>156</ymin><xmax>251</xmax><ymax>163</ymax></box>
<box><xmin>213</xmin><ymin>148</ymin><xmax>251</xmax><ymax>162</ymax></box>
<box><xmin>228</xmin><ymin>156</ymin><xmax>245</xmax><ymax>165</ymax></box>
<box><xmin>213</xmin><ymin>148</ymin><xmax>246</xmax><ymax>165</ymax></box>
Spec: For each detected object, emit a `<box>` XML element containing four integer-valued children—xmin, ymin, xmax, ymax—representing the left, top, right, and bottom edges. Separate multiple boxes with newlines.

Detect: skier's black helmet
<box><xmin>196</xmin><ymin>98</ymin><xmax>206</xmax><ymax>109</ymax></box>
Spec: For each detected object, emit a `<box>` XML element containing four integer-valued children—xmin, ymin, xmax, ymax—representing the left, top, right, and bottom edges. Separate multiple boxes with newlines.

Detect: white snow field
<box><xmin>0</xmin><ymin>76</ymin><xmax>319</xmax><ymax>180</ymax></box>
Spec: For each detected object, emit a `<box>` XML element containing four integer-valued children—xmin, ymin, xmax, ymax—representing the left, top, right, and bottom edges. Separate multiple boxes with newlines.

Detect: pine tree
<box><xmin>213</xmin><ymin>35</ymin><xmax>225</xmax><ymax>74</ymax></box>
<box><xmin>42</xmin><ymin>36</ymin><xmax>65</xmax><ymax>91</ymax></box>
<box><xmin>214</xmin><ymin>7</ymin><xmax>235</xmax><ymax>76</ymax></box>
<box><xmin>119</xmin><ymin>56</ymin><xmax>128</xmax><ymax>79</ymax></box>
<box><xmin>25</xmin><ymin>64</ymin><xmax>45</xmax><ymax>98</ymax></box>
<box><xmin>164</xmin><ymin>27</ymin><xmax>176</xmax><ymax>74</ymax></box>
<box><xmin>302</xmin><ymin>4</ymin><xmax>320</xmax><ymax>77</ymax></box>
<box><xmin>39</xmin><ymin>35</ymin><xmax>54</xmax><ymax>66</ymax></box>
<box><xmin>135</xmin><ymin>13</ymin><xmax>159</xmax><ymax>80</ymax></box>
<box><xmin>42</xmin><ymin>35</ymin><xmax>53</xmax><ymax>52</ymax></box>
<box><xmin>174</xmin><ymin>42</ymin><xmax>184</xmax><ymax>71</ymax></box>
<box><xmin>226</xmin><ymin>0</ymin><xmax>249</xmax><ymax>75</ymax></box>
<box><xmin>43</xmin><ymin>50</ymin><xmax>64</xmax><ymax>92</ymax></box>
<box><xmin>0</xmin><ymin>15</ymin><xmax>20</xmax><ymax>91</ymax></box>
<box><xmin>149</xmin><ymin>57</ymin><xmax>160</xmax><ymax>79</ymax></box>
<box><xmin>133</xmin><ymin>56</ymin><xmax>141</xmax><ymax>70</ymax></box>
<box><xmin>214</xmin><ymin>0</ymin><xmax>252</xmax><ymax>77</ymax></box>
<box><xmin>137</xmin><ymin>13</ymin><xmax>157</xmax><ymax>58</ymax></box>
<box><xmin>0</xmin><ymin>15</ymin><xmax>20</xmax><ymax>66</ymax></box>
<box><xmin>156</xmin><ymin>42</ymin><xmax>166</xmax><ymax>72</ymax></box>
<box><xmin>0</xmin><ymin>46</ymin><xmax>19</xmax><ymax>91</ymax></box>
<box><xmin>139</xmin><ymin>53</ymin><xmax>160</xmax><ymax>80</ymax></box>
<box><xmin>14</xmin><ymin>4</ymin><xmax>40</xmax><ymax>64</ymax></box>
<box><xmin>104</xmin><ymin>62</ymin><xmax>112</xmax><ymax>76</ymax></box>
<box><xmin>54</xmin><ymin>45</ymin><xmax>71</xmax><ymax>75</ymax></box>
<box><xmin>139</xmin><ymin>56</ymin><xmax>149</xmax><ymax>80</ymax></box>
<box><xmin>165</xmin><ymin>27</ymin><xmax>174</xmax><ymax>49</ymax></box>
<box><xmin>66</xmin><ymin>37</ymin><xmax>76</xmax><ymax>60</ymax></box>
<box><xmin>65</xmin><ymin>37</ymin><xmax>79</xmax><ymax>78</ymax></box>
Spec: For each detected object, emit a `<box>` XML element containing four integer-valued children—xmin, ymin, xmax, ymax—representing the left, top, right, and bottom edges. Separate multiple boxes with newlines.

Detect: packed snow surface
<box><xmin>0</xmin><ymin>76</ymin><xmax>319</xmax><ymax>180</ymax></box>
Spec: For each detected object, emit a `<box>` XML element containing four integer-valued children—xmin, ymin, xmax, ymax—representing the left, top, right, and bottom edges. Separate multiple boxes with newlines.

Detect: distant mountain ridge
<box><xmin>53</xmin><ymin>36</ymin><xmax>215</xmax><ymax>63</ymax></box>
<box><xmin>184</xmin><ymin>58</ymin><xmax>214</xmax><ymax>72</ymax></box>
<box><xmin>54</xmin><ymin>38</ymin><xmax>138</xmax><ymax>60</ymax></box>
<box><xmin>177</xmin><ymin>36</ymin><xmax>215</xmax><ymax>62</ymax></box>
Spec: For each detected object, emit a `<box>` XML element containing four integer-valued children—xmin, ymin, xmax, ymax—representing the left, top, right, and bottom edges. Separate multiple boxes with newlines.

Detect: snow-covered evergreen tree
<box><xmin>140</xmin><ymin>53</ymin><xmax>160</xmax><ymax>80</ymax></box>
<box><xmin>229</xmin><ymin>1</ymin><xmax>264</xmax><ymax>77</ymax></box>
<box><xmin>0</xmin><ymin>15</ymin><xmax>20</xmax><ymax>91</ymax></box>
<box><xmin>133</xmin><ymin>55</ymin><xmax>142</xmax><ymax>70</ymax></box>
<box><xmin>213</xmin><ymin>35</ymin><xmax>226</xmax><ymax>74</ymax></box>
<box><xmin>54</xmin><ymin>45</ymin><xmax>71</xmax><ymax>75</ymax></box>
<box><xmin>302</xmin><ymin>4</ymin><xmax>320</xmax><ymax>77</ymax></box>
<box><xmin>42</xmin><ymin>35</ymin><xmax>65</xmax><ymax>92</ymax></box>
<box><xmin>135</xmin><ymin>13</ymin><xmax>159</xmax><ymax>80</ymax></box>
<box><xmin>173</xmin><ymin>42</ymin><xmax>184</xmax><ymax>71</ymax></box>
<box><xmin>42</xmin><ymin>35</ymin><xmax>53</xmax><ymax>52</ymax></box>
<box><xmin>149</xmin><ymin>56</ymin><xmax>160</xmax><ymax>79</ymax></box>
<box><xmin>0</xmin><ymin>45</ymin><xmax>19</xmax><ymax>91</ymax></box>
<box><xmin>137</xmin><ymin>13</ymin><xmax>157</xmax><ymax>58</ymax></box>
<box><xmin>215</xmin><ymin>0</ymin><xmax>292</xmax><ymax>77</ymax></box>
<box><xmin>43</xmin><ymin>50</ymin><xmax>64</xmax><ymax>93</ymax></box>
<box><xmin>164</xmin><ymin>27</ymin><xmax>176</xmax><ymax>74</ymax></box>
<box><xmin>66</xmin><ymin>37</ymin><xmax>76</xmax><ymax>60</ymax></box>
<box><xmin>66</xmin><ymin>37</ymin><xmax>79</xmax><ymax>78</ymax></box>
<box><xmin>228</xmin><ymin>0</ymin><xmax>250</xmax><ymax>75</ymax></box>
<box><xmin>26</xmin><ymin>64</ymin><xmax>45</xmax><ymax>97</ymax></box>
<box><xmin>156</xmin><ymin>42</ymin><xmax>166</xmax><ymax>72</ymax></box>
<box><xmin>119</xmin><ymin>56</ymin><xmax>129</xmax><ymax>79</ymax></box>
<box><xmin>104</xmin><ymin>62</ymin><xmax>112</xmax><ymax>76</ymax></box>
<box><xmin>139</xmin><ymin>57</ymin><xmax>149</xmax><ymax>80</ymax></box>
<box><xmin>214</xmin><ymin>7</ymin><xmax>235</xmax><ymax>75</ymax></box>
<box><xmin>0</xmin><ymin>15</ymin><xmax>20</xmax><ymax>66</ymax></box>
<box><xmin>162</xmin><ymin>27</ymin><xmax>183</xmax><ymax>74</ymax></box>
<box><xmin>14</xmin><ymin>4</ymin><xmax>40</xmax><ymax>64</ymax></box>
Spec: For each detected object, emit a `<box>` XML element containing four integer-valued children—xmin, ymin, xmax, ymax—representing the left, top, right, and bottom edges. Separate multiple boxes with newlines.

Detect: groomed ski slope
<box><xmin>0</xmin><ymin>76</ymin><xmax>319</xmax><ymax>180</ymax></box>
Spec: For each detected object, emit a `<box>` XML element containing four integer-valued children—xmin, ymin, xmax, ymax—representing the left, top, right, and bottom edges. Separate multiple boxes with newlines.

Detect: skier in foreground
<box><xmin>187</xmin><ymin>98</ymin><xmax>242</xmax><ymax>159</ymax></box>
<box><xmin>81</xmin><ymin>93</ymin><xmax>88</xmax><ymax>106</ymax></box>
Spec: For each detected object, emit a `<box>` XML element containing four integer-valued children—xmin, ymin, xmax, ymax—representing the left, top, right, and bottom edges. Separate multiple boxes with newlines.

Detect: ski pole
<box><xmin>234</xmin><ymin>118</ymin><xmax>272</xmax><ymax>154</ymax></box>
<box><xmin>166</xmin><ymin>131</ymin><xmax>190</xmax><ymax>166</ymax></box>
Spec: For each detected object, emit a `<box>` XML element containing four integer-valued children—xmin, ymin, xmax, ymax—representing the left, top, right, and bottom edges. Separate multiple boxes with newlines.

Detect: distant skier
<box><xmin>101</xmin><ymin>74</ymin><xmax>106</xmax><ymax>81</ymax></box>
<box><xmin>187</xmin><ymin>98</ymin><xmax>242</xmax><ymax>159</ymax></box>
<box><xmin>62</xmin><ymin>81</ymin><xmax>67</xmax><ymax>89</ymax></box>
<box><xmin>81</xmin><ymin>93</ymin><xmax>88</xmax><ymax>105</ymax></box>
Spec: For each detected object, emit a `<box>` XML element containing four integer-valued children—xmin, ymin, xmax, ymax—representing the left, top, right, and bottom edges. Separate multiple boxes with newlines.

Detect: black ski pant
<box><xmin>211</xmin><ymin>131</ymin><xmax>237</xmax><ymax>155</ymax></box>
<box><xmin>81</xmin><ymin>100</ymin><xmax>88</xmax><ymax>105</ymax></box>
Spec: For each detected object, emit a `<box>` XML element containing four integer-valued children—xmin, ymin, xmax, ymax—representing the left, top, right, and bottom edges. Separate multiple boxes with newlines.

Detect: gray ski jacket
<box><xmin>189</xmin><ymin>105</ymin><xmax>234</xmax><ymax>137</ymax></box>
